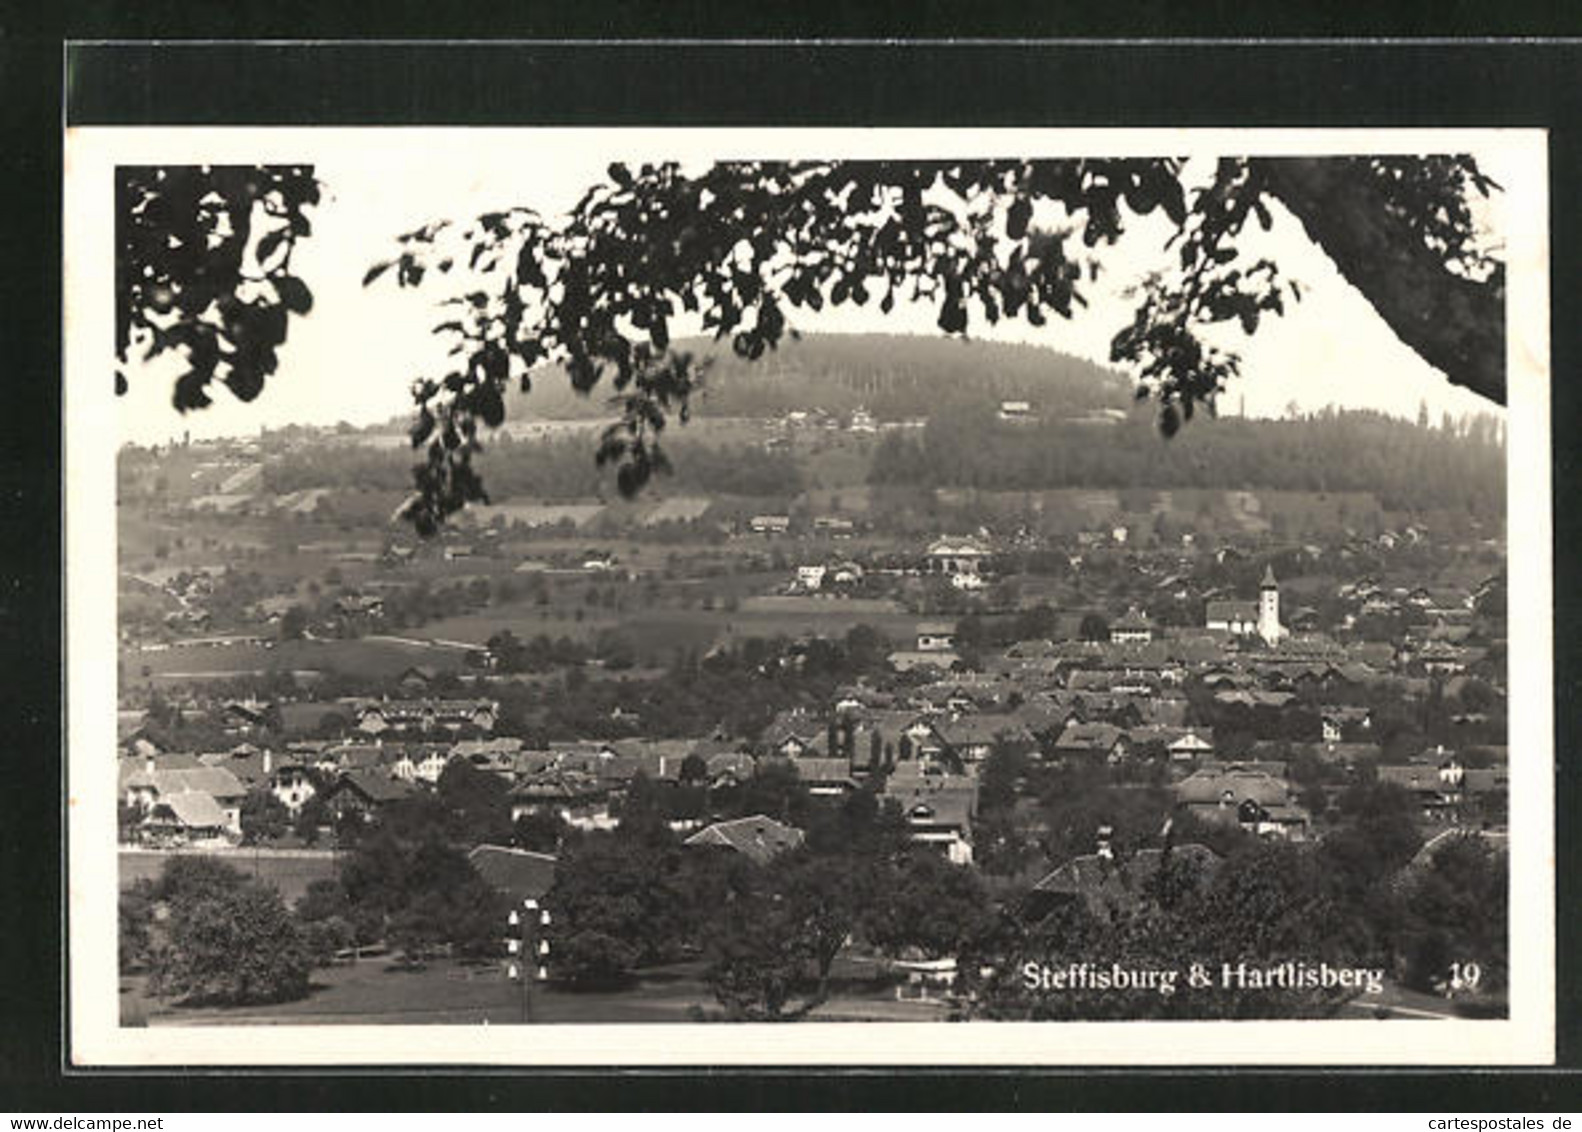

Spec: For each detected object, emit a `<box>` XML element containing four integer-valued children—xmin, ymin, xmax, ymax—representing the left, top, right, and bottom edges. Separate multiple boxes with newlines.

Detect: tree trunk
<box><xmin>1256</xmin><ymin>158</ymin><xmax>1506</xmax><ymax>406</ymax></box>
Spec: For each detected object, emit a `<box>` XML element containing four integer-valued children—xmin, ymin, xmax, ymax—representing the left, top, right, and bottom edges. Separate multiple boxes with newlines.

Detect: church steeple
<box><xmin>1258</xmin><ymin>564</ymin><xmax>1282</xmax><ymax>644</ymax></box>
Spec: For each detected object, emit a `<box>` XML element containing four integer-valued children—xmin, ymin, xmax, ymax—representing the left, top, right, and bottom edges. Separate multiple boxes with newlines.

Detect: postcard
<box><xmin>64</xmin><ymin>102</ymin><xmax>1554</xmax><ymax>1065</ymax></box>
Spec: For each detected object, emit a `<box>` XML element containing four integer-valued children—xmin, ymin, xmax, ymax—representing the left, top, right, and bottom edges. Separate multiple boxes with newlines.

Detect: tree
<box><xmin>1397</xmin><ymin>835</ymin><xmax>1508</xmax><ymax>997</ymax></box>
<box><xmin>678</xmin><ymin>752</ymin><xmax>710</xmax><ymax>785</ymax></box>
<box><xmin>152</xmin><ymin>854</ymin><xmax>247</xmax><ymax>909</ymax></box>
<box><xmin>435</xmin><ymin>758</ymin><xmax>514</xmax><ymax>846</ymax></box>
<box><xmin>148</xmin><ymin>881</ymin><xmax>312</xmax><ymax>1006</ymax></box>
<box><xmin>864</xmin><ymin>851</ymin><xmax>990</xmax><ymax>962</ymax></box>
<box><xmin>512</xmin><ymin>809</ymin><xmax>565</xmax><ymax>854</ymax></box>
<box><xmin>239</xmin><ymin>787</ymin><xmax>291</xmax><ymax>844</ymax></box>
<box><xmin>119</xmin><ymin>883</ymin><xmax>156</xmax><ymax>973</ymax></box>
<box><xmin>1078</xmin><ymin>612</ymin><xmax>1110</xmax><ymax>642</ymax></box>
<box><xmin>115</xmin><ymin>165</ymin><xmax>319</xmax><ymax>408</ymax></box>
<box><xmin>546</xmin><ymin>832</ymin><xmax>691</xmax><ymax>987</ymax></box>
<box><xmin>294</xmin><ymin>795</ymin><xmax>330</xmax><ymax>846</ymax></box>
<box><xmin>363</xmin><ymin>156</ymin><xmax>1504</xmax><ymax>530</ymax></box>
<box><xmin>278</xmin><ymin>604</ymin><xmax>310</xmax><ymax>641</ymax></box>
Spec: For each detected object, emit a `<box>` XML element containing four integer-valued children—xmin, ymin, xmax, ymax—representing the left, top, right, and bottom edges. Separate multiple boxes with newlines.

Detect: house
<box><xmin>333</xmin><ymin>593</ymin><xmax>385</xmax><ymax>619</ymax></box>
<box><xmin>916</xmin><ymin>621</ymin><xmax>957</xmax><ymax>653</ymax></box>
<box><xmin>787</xmin><ymin>757</ymin><xmax>859</xmax><ymax>797</ymax></box>
<box><xmin>1319</xmin><ymin>706</ymin><xmax>1373</xmax><ymax>743</ymax></box>
<box><xmin>761</xmin><ymin>708</ymin><xmax>827</xmax><ymax>759</ymax></box>
<box><xmin>997</xmin><ymin>399</ymin><xmax>1034</xmax><ymax>423</ymax></box>
<box><xmin>122</xmin><ymin>761</ymin><xmax>248</xmax><ymax>837</ymax></box>
<box><xmin>813</xmin><ymin>516</ymin><xmax>855</xmax><ymax>538</ymax></box>
<box><xmin>795</xmin><ymin>564</ymin><xmax>827</xmax><ymax>591</ymax></box>
<box><xmin>749</xmin><ymin>514</ymin><xmax>791</xmax><ymax>536</ymax></box>
<box><xmin>884</xmin><ymin>774</ymin><xmax>978</xmax><ymax>865</ymax></box>
<box><xmin>1174</xmin><ymin>764</ymin><xmax>1309</xmax><ymax>840</ymax></box>
<box><xmin>926</xmin><ymin>537</ymin><xmax>990</xmax><ymax>578</ymax></box>
<box><xmin>141</xmin><ymin>791</ymin><xmax>234</xmax><ymax>845</ymax></box>
<box><xmin>508</xmin><ymin>769</ymin><xmax>612</xmax><ymax>828</ymax></box>
<box><xmin>220</xmin><ymin>700</ymin><xmax>269</xmax><ymax>734</ymax></box>
<box><xmin>397</xmin><ymin>665</ymin><xmax>441</xmax><ymax>694</ymax></box>
<box><xmin>848</xmin><ymin>407</ymin><xmax>878</xmax><ymax>434</ymax></box>
<box><xmin>1166</xmin><ymin>728</ymin><xmax>1215</xmax><ymax>763</ymax></box>
<box><xmin>935</xmin><ymin>713</ymin><xmax>1032</xmax><ymax>765</ymax></box>
<box><xmin>323</xmin><ymin>769</ymin><xmax>417</xmax><ymax>822</ymax></box>
<box><xmin>1377</xmin><ymin>754</ymin><xmax>1507</xmax><ymax>824</ymax></box>
<box><xmin>1109</xmin><ymin>608</ymin><xmax>1153</xmax><ymax>644</ymax></box>
<box><xmin>684</xmin><ymin>814</ymin><xmax>805</xmax><ymax>866</ymax></box>
<box><xmin>269</xmin><ymin>760</ymin><xmax>319</xmax><ymax>814</ymax></box>
<box><xmin>1051</xmin><ymin>721</ymin><xmax>1130</xmax><ymax>765</ymax></box>
<box><xmin>1205</xmin><ymin>598</ymin><xmax>1260</xmax><ymax>637</ymax></box>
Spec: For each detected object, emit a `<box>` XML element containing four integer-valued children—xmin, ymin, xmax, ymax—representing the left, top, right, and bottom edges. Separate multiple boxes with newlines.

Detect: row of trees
<box><xmin>869</xmin><ymin>407</ymin><xmax>1505</xmax><ymax>517</ymax></box>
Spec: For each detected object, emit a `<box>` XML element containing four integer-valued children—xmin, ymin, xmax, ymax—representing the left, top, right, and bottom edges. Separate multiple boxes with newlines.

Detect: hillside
<box><xmin>500</xmin><ymin>333</ymin><xmax>1134</xmax><ymax>421</ymax></box>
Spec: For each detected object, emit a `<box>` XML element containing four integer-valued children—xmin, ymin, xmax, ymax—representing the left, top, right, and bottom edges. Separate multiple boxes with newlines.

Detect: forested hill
<box><xmin>504</xmin><ymin>333</ymin><xmax>1134</xmax><ymax>421</ymax></box>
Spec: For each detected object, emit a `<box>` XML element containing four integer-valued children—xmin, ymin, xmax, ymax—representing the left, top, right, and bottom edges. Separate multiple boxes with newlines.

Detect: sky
<box><xmin>110</xmin><ymin>128</ymin><xmax>1513</xmax><ymax>447</ymax></box>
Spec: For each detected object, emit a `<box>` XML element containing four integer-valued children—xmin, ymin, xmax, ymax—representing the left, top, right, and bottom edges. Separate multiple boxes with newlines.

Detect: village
<box><xmin>115</xmin><ymin>423</ymin><xmax>1510</xmax><ymax>1023</ymax></box>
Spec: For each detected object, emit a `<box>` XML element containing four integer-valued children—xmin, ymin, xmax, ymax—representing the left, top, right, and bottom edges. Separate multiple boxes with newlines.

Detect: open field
<box><xmin>124</xmin><ymin>956</ymin><xmax>951</xmax><ymax>1026</ymax></box>
<box><xmin>124</xmin><ymin>635</ymin><xmax>475</xmax><ymax>683</ymax></box>
<box><xmin>120</xmin><ymin>849</ymin><xmax>340</xmax><ymax>905</ymax></box>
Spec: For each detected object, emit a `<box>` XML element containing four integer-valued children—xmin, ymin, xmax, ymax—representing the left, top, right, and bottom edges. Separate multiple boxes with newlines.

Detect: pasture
<box><xmin>120</xmin><ymin>848</ymin><xmax>340</xmax><ymax>905</ymax></box>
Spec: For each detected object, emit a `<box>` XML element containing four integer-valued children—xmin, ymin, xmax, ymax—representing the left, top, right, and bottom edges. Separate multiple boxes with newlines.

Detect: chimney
<box><xmin>263</xmin><ymin>749</ymin><xmax>272</xmax><ymax>775</ymax></box>
<box><xmin>145</xmin><ymin>755</ymin><xmax>156</xmax><ymax>776</ymax></box>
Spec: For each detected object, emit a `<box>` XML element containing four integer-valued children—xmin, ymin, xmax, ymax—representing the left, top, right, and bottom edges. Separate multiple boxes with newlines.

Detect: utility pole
<box><xmin>506</xmin><ymin>898</ymin><xmax>551</xmax><ymax>1024</ymax></box>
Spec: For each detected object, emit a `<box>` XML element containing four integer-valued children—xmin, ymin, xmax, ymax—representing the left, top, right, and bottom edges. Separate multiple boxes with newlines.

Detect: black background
<box><xmin>7</xmin><ymin>12</ymin><xmax>1582</xmax><ymax>1112</ymax></box>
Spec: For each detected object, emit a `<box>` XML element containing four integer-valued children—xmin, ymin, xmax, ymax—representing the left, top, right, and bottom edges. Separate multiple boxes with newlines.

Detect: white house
<box><xmin>926</xmin><ymin>537</ymin><xmax>989</xmax><ymax>578</ymax></box>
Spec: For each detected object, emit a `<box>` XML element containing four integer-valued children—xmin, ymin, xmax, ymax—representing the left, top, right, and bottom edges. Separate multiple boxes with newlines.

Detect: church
<box><xmin>1205</xmin><ymin>564</ymin><xmax>1286</xmax><ymax>645</ymax></box>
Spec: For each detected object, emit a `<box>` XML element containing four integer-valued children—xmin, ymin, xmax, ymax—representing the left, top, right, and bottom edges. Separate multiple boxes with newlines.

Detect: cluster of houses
<box><xmin>118</xmin><ymin>555</ymin><xmax>1505</xmax><ymax>886</ymax></box>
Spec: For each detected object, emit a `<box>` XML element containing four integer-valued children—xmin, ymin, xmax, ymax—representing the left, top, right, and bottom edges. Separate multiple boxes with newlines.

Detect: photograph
<box><xmin>63</xmin><ymin>117</ymin><xmax>1554</xmax><ymax>1066</ymax></box>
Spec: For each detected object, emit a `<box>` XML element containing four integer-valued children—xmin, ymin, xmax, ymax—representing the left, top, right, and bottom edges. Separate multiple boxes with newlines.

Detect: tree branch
<box><xmin>1256</xmin><ymin>157</ymin><xmax>1505</xmax><ymax>406</ymax></box>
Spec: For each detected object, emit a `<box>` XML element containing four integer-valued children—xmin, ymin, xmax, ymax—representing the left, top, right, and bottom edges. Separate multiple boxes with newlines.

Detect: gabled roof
<box><xmin>684</xmin><ymin>815</ymin><xmax>805</xmax><ymax>866</ymax></box>
<box><xmin>1175</xmin><ymin>766</ymin><xmax>1293</xmax><ymax>808</ymax></box>
<box><xmin>1112</xmin><ymin>608</ymin><xmax>1152</xmax><ymax>632</ymax></box>
<box><xmin>938</xmin><ymin>713</ymin><xmax>1029</xmax><ymax>747</ymax></box>
<box><xmin>468</xmin><ymin>845</ymin><xmax>557</xmax><ymax>904</ymax></box>
<box><xmin>1053</xmin><ymin>722</ymin><xmax>1126</xmax><ymax>751</ymax></box>
<box><xmin>149</xmin><ymin>791</ymin><xmax>230</xmax><ymax>829</ymax></box>
<box><xmin>789</xmin><ymin>757</ymin><xmax>857</xmax><ymax>786</ymax></box>
<box><xmin>331</xmin><ymin>769</ymin><xmax>417</xmax><ymax>804</ymax></box>
<box><xmin>1206</xmin><ymin>599</ymin><xmax>1259</xmax><ymax>622</ymax></box>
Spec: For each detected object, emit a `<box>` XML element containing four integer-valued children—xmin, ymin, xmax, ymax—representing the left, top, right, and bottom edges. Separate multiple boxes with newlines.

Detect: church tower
<box><xmin>1258</xmin><ymin>564</ymin><xmax>1283</xmax><ymax>645</ymax></box>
